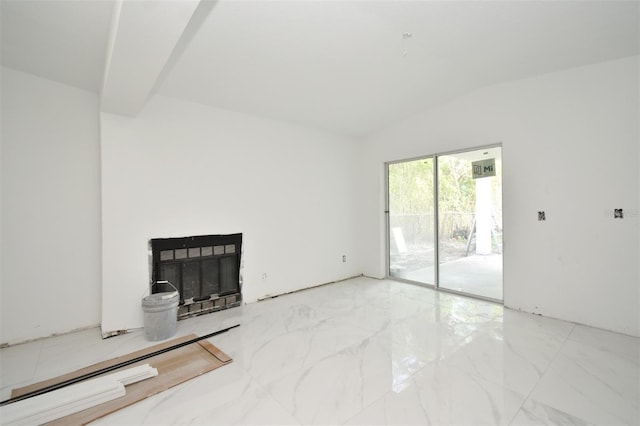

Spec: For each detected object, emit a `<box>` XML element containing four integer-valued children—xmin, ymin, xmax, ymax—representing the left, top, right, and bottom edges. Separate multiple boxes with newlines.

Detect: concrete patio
<box><xmin>394</xmin><ymin>254</ymin><xmax>503</xmax><ymax>300</ymax></box>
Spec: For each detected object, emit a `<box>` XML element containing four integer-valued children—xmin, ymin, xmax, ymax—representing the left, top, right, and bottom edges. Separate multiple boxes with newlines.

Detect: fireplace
<box><xmin>150</xmin><ymin>234</ymin><xmax>242</xmax><ymax>319</ymax></box>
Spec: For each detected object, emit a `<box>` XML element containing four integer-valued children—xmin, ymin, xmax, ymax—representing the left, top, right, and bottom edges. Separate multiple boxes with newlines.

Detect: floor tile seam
<box><xmin>370</xmin><ymin>323</ymin><xmax>431</xmax><ymax>355</ymax></box>
<box><xmin>441</xmin><ymin>334</ymin><xmax>542</xmax><ymax>399</ymax></box>
<box><xmin>251</xmin><ymin>329</ymin><xmax>395</xmax><ymax>400</ymax></box>
<box><xmin>498</xmin><ymin>332</ymin><xmax>552</xmax><ymax>380</ymax></box>
<box><xmin>1</xmin><ymin>379</ymin><xmax>36</xmax><ymax>400</ymax></box>
<box><xmin>565</xmin><ymin>326</ymin><xmax>640</xmax><ymax>361</ymax></box>
<box><xmin>566</xmin><ymin>322</ymin><xmax>640</xmax><ymax>342</ymax></box>
<box><xmin>227</xmin><ymin>347</ymin><xmax>260</xmax><ymax>385</ymax></box>
<box><xmin>341</xmin><ymin>316</ymin><xmax>391</xmax><ymax>338</ymax></box>
<box><xmin>127</xmin><ymin>372</ymin><xmax>249</xmax><ymax>424</ymax></box>
<box><xmin>302</xmin><ymin>331</ymin><xmax>388</xmax><ymax>373</ymax></box>
<box><xmin>240</xmin><ymin>361</ymin><xmax>280</xmax><ymax>391</ymax></box>
<box><xmin>376</xmin><ymin>363</ymin><xmax>488</xmax><ymax>424</ymax></box>
<box><xmin>301</xmin><ymin>312</ymin><xmax>384</xmax><ymax>338</ymax></box>
<box><xmin>560</xmin><ymin>349</ymin><xmax>640</xmax><ymax>410</ymax></box>
<box><xmin>297</xmin><ymin>324</ymin><xmax>340</xmax><ymax>374</ymax></box>
<box><xmin>238</xmin><ymin>296</ymin><xmax>370</xmax><ymax>331</ymax></box>
<box><xmin>453</xmin><ymin>316</ymin><xmax>496</xmax><ymax>346</ymax></box>
<box><xmin>410</xmin><ymin>361</ymin><xmax>517</xmax><ymax>425</ymax></box>
<box><xmin>393</xmin><ymin>325</ymin><xmax>477</xmax><ymax>380</ymax></box>
<box><xmin>511</xmin><ymin>398</ymin><xmax>596</xmax><ymax>426</ymax></box>
<box><xmin>505</xmin><ymin>322</ymin><xmax>577</xmax><ymax>425</ymax></box>
<box><xmin>237</xmin><ymin>314</ymin><xmax>331</xmax><ymax>346</ymax></box>
<box><xmin>559</xmin><ymin>329</ymin><xmax>640</xmax><ymax>384</ymax></box>
<box><xmin>399</xmin><ymin>350</ymin><xmax>439</xmax><ymax>387</ymax></box>
<box><xmin>34</xmin><ymin>342</ymin><xmax>111</xmax><ymax>372</ymax></box>
<box><xmin>384</xmin><ymin>326</ymin><xmax>476</xmax><ymax>366</ymax></box>
<box><xmin>0</xmin><ymin>386</ymin><xmax>13</xmax><ymax>401</ymax></box>
<box><xmin>247</xmin><ymin>376</ymin><xmax>304</xmax><ymax>425</ymax></box>
<box><xmin>537</xmin><ymin>320</ymin><xmax>576</xmax><ymax>374</ymax></box>
<box><xmin>458</xmin><ymin>365</ymin><xmax>530</xmax><ymax>419</ymax></box>
<box><xmin>239</xmin><ymin>309</ymin><xmax>331</xmax><ymax>331</ymax></box>
<box><xmin>390</xmin><ymin>291</ymin><xmax>439</xmax><ymax>307</ymax></box>
<box><xmin>339</xmin><ymin>386</ymin><xmax>391</xmax><ymax>426</ymax></box>
<box><xmin>240</xmin><ymin>334</ymin><xmax>345</xmax><ymax>391</ymax></box>
<box><xmin>213</xmin><ymin>377</ymin><xmax>269</xmax><ymax>423</ymax></box>
<box><xmin>469</xmin><ymin>316</ymin><xmax>500</xmax><ymax>336</ymax></box>
<box><xmin>528</xmin><ymin>354</ymin><xmax>640</xmax><ymax>426</ymax></box>
<box><xmin>226</xmin><ymin>312</ymin><xmax>380</xmax><ymax>386</ymax></box>
<box><xmin>280</xmin><ymin>316</ymin><xmax>335</xmax><ymax>336</ymax></box>
<box><xmin>29</xmin><ymin>341</ymin><xmax>45</xmax><ymax>385</ymax></box>
<box><xmin>258</xmin><ymin>355</ymin><xmax>322</xmax><ymax>425</ymax></box>
<box><xmin>328</xmin><ymin>300</ymin><xmax>388</xmax><ymax>317</ymax></box>
<box><xmin>236</xmin><ymin>339</ymin><xmax>305</xmax><ymax>383</ymax></box>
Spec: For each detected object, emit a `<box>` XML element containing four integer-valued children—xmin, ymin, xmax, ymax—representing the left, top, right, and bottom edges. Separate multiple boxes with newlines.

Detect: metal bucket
<box><xmin>142</xmin><ymin>281</ymin><xmax>179</xmax><ymax>341</ymax></box>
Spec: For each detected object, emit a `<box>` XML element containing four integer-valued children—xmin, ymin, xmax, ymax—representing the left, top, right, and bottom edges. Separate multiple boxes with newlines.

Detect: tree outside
<box><xmin>389</xmin><ymin>155</ymin><xmax>502</xmax><ymax>277</ymax></box>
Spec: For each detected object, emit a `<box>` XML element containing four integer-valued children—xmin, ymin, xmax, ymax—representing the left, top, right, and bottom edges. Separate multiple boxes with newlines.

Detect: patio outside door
<box><xmin>387</xmin><ymin>145</ymin><xmax>503</xmax><ymax>302</ymax></box>
<box><xmin>437</xmin><ymin>147</ymin><xmax>502</xmax><ymax>300</ymax></box>
<box><xmin>388</xmin><ymin>157</ymin><xmax>435</xmax><ymax>285</ymax></box>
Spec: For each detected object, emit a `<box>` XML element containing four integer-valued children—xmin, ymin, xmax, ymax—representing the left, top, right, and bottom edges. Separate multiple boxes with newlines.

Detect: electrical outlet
<box><xmin>261</xmin><ymin>273</ymin><xmax>267</xmax><ymax>281</ymax></box>
<box><xmin>342</xmin><ymin>255</ymin><xmax>347</xmax><ymax>263</ymax></box>
<box><xmin>538</xmin><ymin>211</ymin><xmax>546</xmax><ymax>221</ymax></box>
<box><xmin>614</xmin><ymin>208</ymin><xmax>623</xmax><ymax>219</ymax></box>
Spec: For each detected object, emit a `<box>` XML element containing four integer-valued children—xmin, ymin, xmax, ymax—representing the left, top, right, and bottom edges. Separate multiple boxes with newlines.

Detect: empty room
<box><xmin>1</xmin><ymin>0</ymin><xmax>638</xmax><ymax>425</ymax></box>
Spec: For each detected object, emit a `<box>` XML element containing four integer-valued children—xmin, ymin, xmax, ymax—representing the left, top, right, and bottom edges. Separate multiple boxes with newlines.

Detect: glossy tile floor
<box><xmin>1</xmin><ymin>277</ymin><xmax>638</xmax><ymax>425</ymax></box>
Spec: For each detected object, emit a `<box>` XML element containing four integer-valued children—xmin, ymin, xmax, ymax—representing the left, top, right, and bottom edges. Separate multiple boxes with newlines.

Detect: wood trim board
<box><xmin>2</xmin><ymin>365</ymin><xmax>158</xmax><ymax>425</ymax></box>
<box><xmin>10</xmin><ymin>334</ymin><xmax>233</xmax><ymax>425</ymax></box>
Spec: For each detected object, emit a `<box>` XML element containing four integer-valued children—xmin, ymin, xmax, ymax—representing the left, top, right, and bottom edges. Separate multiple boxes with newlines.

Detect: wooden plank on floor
<box><xmin>10</xmin><ymin>334</ymin><xmax>233</xmax><ymax>425</ymax></box>
<box><xmin>11</xmin><ymin>334</ymin><xmax>196</xmax><ymax>398</ymax></box>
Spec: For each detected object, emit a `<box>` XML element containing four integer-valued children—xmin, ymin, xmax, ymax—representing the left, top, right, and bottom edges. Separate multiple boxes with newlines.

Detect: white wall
<box><xmin>100</xmin><ymin>95</ymin><xmax>361</xmax><ymax>334</ymax></box>
<box><xmin>0</xmin><ymin>67</ymin><xmax>102</xmax><ymax>345</ymax></box>
<box><xmin>361</xmin><ymin>56</ymin><xmax>640</xmax><ymax>337</ymax></box>
<box><xmin>3</xmin><ymin>56</ymin><xmax>637</xmax><ymax>343</ymax></box>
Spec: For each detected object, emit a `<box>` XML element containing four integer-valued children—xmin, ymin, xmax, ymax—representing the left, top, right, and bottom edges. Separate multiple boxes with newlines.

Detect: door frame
<box><xmin>385</xmin><ymin>143</ymin><xmax>503</xmax><ymax>304</ymax></box>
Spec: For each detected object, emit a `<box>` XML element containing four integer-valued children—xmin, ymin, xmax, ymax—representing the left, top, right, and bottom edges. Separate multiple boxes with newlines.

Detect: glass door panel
<box><xmin>388</xmin><ymin>158</ymin><xmax>435</xmax><ymax>285</ymax></box>
<box><xmin>437</xmin><ymin>147</ymin><xmax>503</xmax><ymax>300</ymax></box>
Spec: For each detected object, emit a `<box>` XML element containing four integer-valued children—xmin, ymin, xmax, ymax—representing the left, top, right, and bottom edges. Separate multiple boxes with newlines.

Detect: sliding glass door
<box><xmin>437</xmin><ymin>147</ymin><xmax>502</xmax><ymax>300</ymax></box>
<box><xmin>388</xmin><ymin>157</ymin><xmax>435</xmax><ymax>285</ymax></box>
<box><xmin>387</xmin><ymin>146</ymin><xmax>503</xmax><ymax>301</ymax></box>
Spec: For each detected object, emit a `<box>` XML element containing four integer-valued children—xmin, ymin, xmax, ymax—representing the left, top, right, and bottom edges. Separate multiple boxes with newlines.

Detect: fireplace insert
<box><xmin>150</xmin><ymin>233</ymin><xmax>242</xmax><ymax>319</ymax></box>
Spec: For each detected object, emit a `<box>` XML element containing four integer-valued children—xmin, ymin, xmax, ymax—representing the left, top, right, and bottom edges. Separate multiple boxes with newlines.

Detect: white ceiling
<box><xmin>1</xmin><ymin>0</ymin><xmax>114</xmax><ymax>92</ymax></box>
<box><xmin>2</xmin><ymin>0</ymin><xmax>639</xmax><ymax>137</ymax></box>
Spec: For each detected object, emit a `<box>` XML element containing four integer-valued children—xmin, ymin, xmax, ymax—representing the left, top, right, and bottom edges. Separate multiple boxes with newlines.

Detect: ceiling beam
<box><xmin>100</xmin><ymin>0</ymin><xmax>201</xmax><ymax>116</ymax></box>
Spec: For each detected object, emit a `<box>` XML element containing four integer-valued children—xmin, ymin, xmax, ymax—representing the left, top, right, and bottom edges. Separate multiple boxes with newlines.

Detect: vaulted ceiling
<box><xmin>2</xmin><ymin>0</ymin><xmax>638</xmax><ymax>137</ymax></box>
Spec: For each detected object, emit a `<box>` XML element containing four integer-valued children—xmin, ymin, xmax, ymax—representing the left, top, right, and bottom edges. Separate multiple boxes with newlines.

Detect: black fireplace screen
<box><xmin>150</xmin><ymin>233</ymin><xmax>242</xmax><ymax>319</ymax></box>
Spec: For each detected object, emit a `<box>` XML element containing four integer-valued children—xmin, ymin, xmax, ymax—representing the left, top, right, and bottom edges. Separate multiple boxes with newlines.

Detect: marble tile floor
<box><xmin>1</xmin><ymin>277</ymin><xmax>638</xmax><ymax>425</ymax></box>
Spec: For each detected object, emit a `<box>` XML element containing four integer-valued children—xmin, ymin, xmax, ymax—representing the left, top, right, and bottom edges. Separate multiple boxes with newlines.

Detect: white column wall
<box><xmin>100</xmin><ymin>95</ymin><xmax>362</xmax><ymax>335</ymax></box>
<box><xmin>0</xmin><ymin>67</ymin><xmax>102</xmax><ymax>345</ymax></box>
<box><xmin>360</xmin><ymin>56</ymin><xmax>640</xmax><ymax>336</ymax></box>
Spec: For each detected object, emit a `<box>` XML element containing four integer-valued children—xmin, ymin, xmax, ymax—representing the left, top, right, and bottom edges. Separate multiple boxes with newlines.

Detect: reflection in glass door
<box><xmin>437</xmin><ymin>147</ymin><xmax>502</xmax><ymax>300</ymax></box>
<box><xmin>387</xmin><ymin>146</ymin><xmax>503</xmax><ymax>301</ymax></box>
<box><xmin>388</xmin><ymin>157</ymin><xmax>435</xmax><ymax>285</ymax></box>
